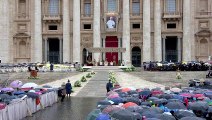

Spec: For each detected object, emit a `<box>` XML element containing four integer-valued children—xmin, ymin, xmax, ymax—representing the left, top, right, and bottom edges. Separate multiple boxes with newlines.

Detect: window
<box><xmin>132</xmin><ymin>0</ymin><xmax>140</xmax><ymax>16</ymax></box>
<box><xmin>84</xmin><ymin>24</ymin><xmax>91</xmax><ymax>30</ymax></box>
<box><xmin>48</xmin><ymin>0</ymin><xmax>59</xmax><ymax>15</ymax></box>
<box><xmin>48</xmin><ymin>25</ymin><xmax>58</xmax><ymax>30</ymax></box>
<box><xmin>167</xmin><ymin>23</ymin><xmax>176</xmax><ymax>29</ymax></box>
<box><xmin>84</xmin><ymin>0</ymin><xmax>91</xmax><ymax>17</ymax></box>
<box><xmin>166</xmin><ymin>0</ymin><xmax>176</xmax><ymax>13</ymax></box>
<box><xmin>19</xmin><ymin>0</ymin><xmax>26</xmax><ymax>16</ymax></box>
<box><xmin>107</xmin><ymin>0</ymin><xmax>117</xmax><ymax>12</ymax></box>
<box><xmin>132</xmin><ymin>23</ymin><xmax>140</xmax><ymax>29</ymax></box>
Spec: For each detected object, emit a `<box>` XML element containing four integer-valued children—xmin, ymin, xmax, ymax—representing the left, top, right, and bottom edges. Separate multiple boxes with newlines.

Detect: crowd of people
<box><xmin>143</xmin><ymin>61</ymin><xmax>211</xmax><ymax>71</ymax></box>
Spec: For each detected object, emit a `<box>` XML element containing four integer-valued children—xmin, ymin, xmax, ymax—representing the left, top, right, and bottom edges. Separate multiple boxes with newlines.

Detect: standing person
<box><xmin>106</xmin><ymin>16</ymin><xmax>115</xmax><ymax>28</ymax></box>
<box><xmin>58</xmin><ymin>84</ymin><xmax>66</xmax><ymax>102</ymax></box>
<box><xmin>50</xmin><ymin>63</ymin><xmax>54</xmax><ymax>71</ymax></box>
<box><xmin>65</xmin><ymin>80</ymin><xmax>72</xmax><ymax>97</ymax></box>
<box><xmin>106</xmin><ymin>80</ymin><xmax>113</xmax><ymax>92</ymax></box>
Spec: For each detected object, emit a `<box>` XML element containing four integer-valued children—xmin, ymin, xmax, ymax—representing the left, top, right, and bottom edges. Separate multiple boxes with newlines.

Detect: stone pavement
<box><xmin>76</xmin><ymin>71</ymin><xmax>109</xmax><ymax>97</ymax></box>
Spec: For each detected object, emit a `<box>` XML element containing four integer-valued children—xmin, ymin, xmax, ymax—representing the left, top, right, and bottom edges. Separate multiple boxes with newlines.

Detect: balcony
<box><xmin>43</xmin><ymin>14</ymin><xmax>62</xmax><ymax>23</ymax></box>
<box><xmin>163</xmin><ymin>12</ymin><xmax>181</xmax><ymax>21</ymax></box>
<box><xmin>196</xmin><ymin>11</ymin><xmax>212</xmax><ymax>18</ymax></box>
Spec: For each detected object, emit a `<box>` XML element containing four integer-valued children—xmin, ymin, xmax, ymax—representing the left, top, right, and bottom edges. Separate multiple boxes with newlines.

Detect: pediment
<box><xmin>14</xmin><ymin>33</ymin><xmax>30</xmax><ymax>38</ymax></box>
<box><xmin>195</xmin><ymin>30</ymin><xmax>212</xmax><ymax>37</ymax></box>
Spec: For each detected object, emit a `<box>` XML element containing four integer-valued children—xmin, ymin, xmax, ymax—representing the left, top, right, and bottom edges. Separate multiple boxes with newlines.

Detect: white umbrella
<box><xmin>170</xmin><ymin>87</ymin><xmax>182</xmax><ymax>93</ymax></box>
<box><xmin>21</xmin><ymin>82</ymin><xmax>38</xmax><ymax>88</ymax></box>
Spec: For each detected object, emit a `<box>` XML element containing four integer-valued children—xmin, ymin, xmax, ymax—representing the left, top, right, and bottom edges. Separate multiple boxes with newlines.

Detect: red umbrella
<box><xmin>193</xmin><ymin>94</ymin><xmax>205</xmax><ymax>98</ymax></box>
<box><xmin>102</xmin><ymin>105</ymin><xmax>124</xmax><ymax>114</ymax></box>
<box><xmin>151</xmin><ymin>90</ymin><xmax>163</xmax><ymax>96</ymax></box>
<box><xmin>122</xmin><ymin>102</ymin><xmax>138</xmax><ymax>108</ymax></box>
<box><xmin>108</xmin><ymin>94</ymin><xmax>119</xmax><ymax>99</ymax></box>
<box><xmin>180</xmin><ymin>93</ymin><xmax>193</xmax><ymax>98</ymax></box>
<box><xmin>121</xmin><ymin>88</ymin><xmax>131</xmax><ymax>92</ymax></box>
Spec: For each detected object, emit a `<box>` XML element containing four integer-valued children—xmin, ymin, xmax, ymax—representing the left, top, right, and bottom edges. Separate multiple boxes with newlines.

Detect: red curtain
<box><xmin>105</xmin><ymin>36</ymin><xmax>118</xmax><ymax>64</ymax></box>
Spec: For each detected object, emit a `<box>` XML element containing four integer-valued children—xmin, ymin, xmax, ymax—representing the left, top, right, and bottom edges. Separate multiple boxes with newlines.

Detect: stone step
<box><xmin>89</xmin><ymin>66</ymin><xmax>122</xmax><ymax>71</ymax></box>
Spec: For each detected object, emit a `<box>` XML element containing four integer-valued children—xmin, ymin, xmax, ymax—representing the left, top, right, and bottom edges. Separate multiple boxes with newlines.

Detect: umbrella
<box><xmin>188</xmin><ymin>101</ymin><xmax>209</xmax><ymax>112</ymax></box>
<box><xmin>111</xmin><ymin>109</ymin><xmax>142</xmax><ymax>120</ymax></box>
<box><xmin>10</xmin><ymin>80</ymin><xmax>23</xmax><ymax>88</ymax></box>
<box><xmin>148</xmin><ymin>97</ymin><xmax>159</xmax><ymax>102</ymax></box>
<box><xmin>141</xmin><ymin>111</ymin><xmax>158</xmax><ymax>118</ymax></box>
<box><xmin>123</xmin><ymin>97</ymin><xmax>140</xmax><ymax>105</ymax></box>
<box><xmin>179</xmin><ymin>117</ymin><xmax>205</xmax><ymax>120</ymax></box>
<box><xmin>156</xmin><ymin>114</ymin><xmax>176</xmax><ymax>120</ymax></box>
<box><xmin>122</xmin><ymin>88</ymin><xmax>131</xmax><ymax>92</ymax></box>
<box><xmin>151</xmin><ymin>90</ymin><xmax>163</xmax><ymax>96</ymax></box>
<box><xmin>42</xmin><ymin>85</ymin><xmax>52</xmax><ymax>88</ymax></box>
<box><xmin>21</xmin><ymin>82</ymin><xmax>38</xmax><ymax>89</ymax></box>
<box><xmin>149</xmin><ymin>107</ymin><xmax>163</xmax><ymax>114</ymax></box>
<box><xmin>0</xmin><ymin>94</ymin><xmax>11</xmax><ymax>100</ymax></box>
<box><xmin>127</xmin><ymin>90</ymin><xmax>138</xmax><ymax>95</ymax></box>
<box><xmin>168</xmin><ymin>99</ymin><xmax>181</xmax><ymax>103</ymax></box>
<box><xmin>1</xmin><ymin>87</ymin><xmax>14</xmax><ymax>92</ymax></box>
<box><xmin>175</xmin><ymin>110</ymin><xmax>196</xmax><ymax>119</ymax></box>
<box><xmin>96</xmin><ymin>113</ymin><xmax>110</xmax><ymax>120</ymax></box>
<box><xmin>180</xmin><ymin>93</ymin><xmax>193</xmax><ymax>98</ymax></box>
<box><xmin>0</xmin><ymin>103</ymin><xmax>6</xmax><ymax>110</ymax></box>
<box><xmin>107</xmin><ymin>94</ymin><xmax>119</xmax><ymax>99</ymax></box>
<box><xmin>102</xmin><ymin>105</ymin><xmax>124</xmax><ymax>114</ymax></box>
<box><xmin>13</xmin><ymin>91</ymin><xmax>25</xmax><ymax>95</ymax></box>
<box><xmin>106</xmin><ymin>91</ymin><xmax>118</xmax><ymax>96</ymax></box>
<box><xmin>165</xmin><ymin>101</ymin><xmax>186</xmax><ymax>110</ymax></box>
<box><xmin>97</xmin><ymin>100</ymin><xmax>113</xmax><ymax>106</ymax></box>
<box><xmin>159</xmin><ymin>94</ymin><xmax>173</xmax><ymax>99</ymax></box>
<box><xmin>193</xmin><ymin>94</ymin><xmax>205</xmax><ymax>98</ymax></box>
<box><xmin>139</xmin><ymin>90</ymin><xmax>151</xmax><ymax>96</ymax></box>
<box><xmin>97</xmin><ymin>105</ymin><xmax>109</xmax><ymax>111</ymax></box>
<box><xmin>126</xmin><ymin>106</ymin><xmax>143</xmax><ymax>113</ymax></box>
<box><xmin>154</xmin><ymin>99</ymin><xmax>167</xmax><ymax>104</ymax></box>
<box><xmin>26</xmin><ymin>92</ymin><xmax>39</xmax><ymax>99</ymax></box>
<box><xmin>208</xmin><ymin>106</ymin><xmax>212</xmax><ymax>113</ymax></box>
<box><xmin>108</xmin><ymin>97</ymin><xmax>123</xmax><ymax>105</ymax></box>
<box><xmin>122</xmin><ymin>102</ymin><xmax>138</xmax><ymax>108</ymax></box>
<box><xmin>170</xmin><ymin>88</ymin><xmax>182</xmax><ymax>93</ymax></box>
<box><xmin>86</xmin><ymin>109</ymin><xmax>101</xmax><ymax>120</ymax></box>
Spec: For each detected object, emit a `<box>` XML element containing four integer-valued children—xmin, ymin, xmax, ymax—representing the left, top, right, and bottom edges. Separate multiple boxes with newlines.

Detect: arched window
<box><xmin>48</xmin><ymin>0</ymin><xmax>59</xmax><ymax>15</ymax></box>
<box><xmin>132</xmin><ymin>0</ymin><xmax>140</xmax><ymax>16</ymax></box>
<box><xmin>107</xmin><ymin>0</ymin><xmax>117</xmax><ymax>12</ymax></box>
<box><xmin>200</xmin><ymin>39</ymin><xmax>208</xmax><ymax>56</ymax></box>
<box><xmin>166</xmin><ymin>0</ymin><xmax>176</xmax><ymax>13</ymax></box>
<box><xmin>19</xmin><ymin>41</ymin><xmax>26</xmax><ymax>57</ymax></box>
<box><xmin>84</xmin><ymin>0</ymin><xmax>91</xmax><ymax>17</ymax></box>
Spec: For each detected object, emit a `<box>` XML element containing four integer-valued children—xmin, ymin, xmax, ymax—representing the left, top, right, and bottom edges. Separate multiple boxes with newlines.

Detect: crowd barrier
<box><xmin>0</xmin><ymin>91</ymin><xmax>58</xmax><ymax>120</ymax></box>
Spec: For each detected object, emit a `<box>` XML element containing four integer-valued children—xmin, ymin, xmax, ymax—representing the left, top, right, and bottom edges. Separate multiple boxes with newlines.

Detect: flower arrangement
<box><xmin>86</xmin><ymin>73</ymin><xmax>92</xmax><ymax>78</ymax></box>
<box><xmin>74</xmin><ymin>80</ymin><xmax>81</xmax><ymax>87</ymax></box>
<box><xmin>91</xmin><ymin>71</ymin><xmax>95</xmax><ymax>75</ymax></box>
<box><xmin>81</xmin><ymin>76</ymin><xmax>87</xmax><ymax>82</ymax></box>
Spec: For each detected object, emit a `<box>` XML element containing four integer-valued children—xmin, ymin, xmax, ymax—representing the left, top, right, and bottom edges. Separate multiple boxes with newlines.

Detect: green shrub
<box><xmin>81</xmin><ymin>76</ymin><xmax>87</xmax><ymax>82</ymax></box>
<box><xmin>74</xmin><ymin>80</ymin><xmax>81</xmax><ymax>87</ymax></box>
<box><xmin>86</xmin><ymin>73</ymin><xmax>92</xmax><ymax>78</ymax></box>
<box><xmin>91</xmin><ymin>71</ymin><xmax>95</xmax><ymax>75</ymax></box>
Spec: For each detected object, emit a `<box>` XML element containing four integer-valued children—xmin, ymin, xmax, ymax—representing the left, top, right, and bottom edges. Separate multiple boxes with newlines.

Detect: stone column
<box><xmin>162</xmin><ymin>37</ymin><xmax>166</xmax><ymax>61</ymax></box>
<box><xmin>177</xmin><ymin>37</ymin><xmax>182</xmax><ymax>62</ymax></box>
<box><xmin>44</xmin><ymin>39</ymin><xmax>48</xmax><ymax>62</ymax></box>
<box><xmin>93</xmin><ymin>0</ymin><xmax>101</xmax><ymax>62</ymax></box>
<box><xmin>0</xmin><ymin>0</ymin><xmax>10</xmax><ymax>63</ymax></box>
<box><xmin>63</xmin><ymin>0</ymin><xmax>70</xmax><ymax>63</ymax></box>
<box><xmin>154</xmin><ymin>0</ymin><xmax>162</xmax><ymax>61</ymax></box>
<box><xmin>122</xmin><ymin>0</ymin><xmax>131</xmax><ymax>65</ymax></box>
<box><xmin>73</xmin><ymin>0</ymin><xmax>81</xmax><ymax>63</ymax></box>
<box><xmin>59</xmin><ymin>38</ymin><xmax>63</xmax><ymax>63</ymax></box>
<box><xmin>183</xmin><ymin>0</ymin><xmax>191</xmax><ymax>61</ymax></box>
<box><xmin>34</xmin><ymin>0</ymin><xmax>42</xmax><ymax>62</ymax></box>
<box><xmin>102</xmin><ymin>37</ymin><xmax>106</xmax><ymax>61</ymax></box>
<box><xmin>118</xmin><ymin>37</ymin><xmax>121</xmax><ymax>62</ymax></box>
<box><xmin>143</xmin><ymin>0</ymin><xmax>151</xmax><ymax>62</ymax></box>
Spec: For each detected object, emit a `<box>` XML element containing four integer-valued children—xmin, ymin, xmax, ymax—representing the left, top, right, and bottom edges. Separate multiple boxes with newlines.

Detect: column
<box><xmin>34</xmin><ymin>0</ymin><xmax>42</xmax><ymax>63</ymax></box>
<box><xmin>0</xmin><ymin>0</ymin><xmax>10</xmax><ymax>63</ymax></box>
<box><xmin>177</xmin><ymin>37</ymin><xmax>182</xmax><ymax>62</ymax></box>
<box><xmin>143</xmin><ymin>0</ymin><xmax>151</xmax><ymax>62</ymax></box>
<box><xmin>154</xmin><ymin>0</ymin><xmax>162</xmax><ymax>61</ymax></box>
<box><xmin>63</xmin><ymin>0</ymin><xmax>70</xmax><ymax>62</ymax></box>
<box><xmin>73</xmin><ymin>0</ymin><xmax>81</xmax><ymax>63</ymax></box>
<box><xmin>183</xmin><ymin>0</ymin><xmax>191</xmax><ymax>61</ymax></box>
<box><xmin>162</xmin><ymin>37</ymin><xmax>166</xmax><ymax>61</ymax></box>
<box><xmin>59</xmin><ymin>38</ymin><xmax>63</xmax><ymax>63</ymax></box>
<box><xmin>44</xmin><ymin>39</ymin><xmax>48</xmax><ymax>62</ymax></box>
<box><xmin>93</xmin><ymin>0</ymin><xmax>101</xmax><ymax>62</ymax></box>
<box><xmin>118</xmin><ymin>37</ymin><xmax>121</xmax><ymax>62</ymax></box>
<box><xmin>122</xmin><ymin>0</ymin><xmax>131</xmax><ymax>65</ymax></box>
<box><xmin>103</xmin><ymin>37</ymin><xmax>106</xmax><ymax>61</ymax></box>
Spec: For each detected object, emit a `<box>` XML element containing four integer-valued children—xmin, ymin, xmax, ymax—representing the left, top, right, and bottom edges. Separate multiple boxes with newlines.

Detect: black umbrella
<box><xmin>86</xmin><ymin>109</ymin><xmax>101</xmax><ymax>120</ymax></box>
<box><xmin>168</xmin><ymin>99</ymin><xmax>181</xmax><ymax>103</ymax></box>
<box><xmin>26</xmin><ymin>92</ymin><xmax>39</xmax><ymax>99</ymax></box>
<box><xmin>127</xmin><ymin>90</ymin><xmax>138</xmax><ymax>95</ymax></box>
<box><xmin>159</xmin><ymin>94</ymin><xmax>173</xmax><ymax>99</ymax></box>
<box><xmin>188</xmin><ymin>101</ymin><xmax>209</xmax><ymax>112</ymax></box>
<box><xmin>111</xmin><ymin>109</ymin><xmax>142</xmax><ymax>120</ymax></box>
<box><xmin>148</xmin><ymin>97</ymin><xmax>159</xmax><ymax>102</ymax></box>
<box><xmin>146</xmin><ymin>118</ymin><xmax>160</xmax><ymax>120</ymax></box>
<box><xmin>0</xmin><ymin>94</ymin><xmax>11</xmax><ymax>100</ymax></box>
<box><xmin>139</xmin><ymin>90</ymin><xmax>151</xmax><ymax>96</ymax></box>
<box><xmin>140</xmin><ymin>101</ymin><xmax>152</xmax><ymax>107</ymax></box>
<box><xmin>175</xmin><ymin>110</ymin><xmax>196</xmax><ymax>119</ymax></box>
<box><xmin>141</xmin><ymin>111</ymin><xmax>159</xmax><ymax>118</ymax></box>
<box><xmin>118</xmin><ymin>92</ymin><xmax>129</xmax><ymax>98</ymax></box>
<box><xmin>154</xmin><ymin>99</ymin><xmax>167</xmax><ymax>104</ymax></box>
<box><xmin>97</xmin><ymin>100</ymin><xmax>112</xmax><ymax>106</ymax></box>
<box><xmin>179</xmin><ymin>116</ymin><xmax>205</xmax><ymax>120</ymax></box>
<box><xmin>156</xmin><ymin>114</ymin><xmax>176</xmax><ymax>120</ymax></box>
<box><xmin>165</xmin><ymin>101</ymin><xmax>186</xmax><ymax>110</ymax></box>
<box><xmin>208</xmin><ymin>106</ymin><xmax>212</xmax><ymax>113</ymax></box>
<box><xmin>126</xmin><ymin>106</ymin><xmax>143</xmax><ymax>113</ymax></box>
<box><xmin>123</xmin><ymin>97</ymin><xmax>140</xmax><ymax>105</ymax></box>
<box><xmin>149</xmin><ymin>107</ymin><xmax>163</xmax><ymax>114</ymax></box>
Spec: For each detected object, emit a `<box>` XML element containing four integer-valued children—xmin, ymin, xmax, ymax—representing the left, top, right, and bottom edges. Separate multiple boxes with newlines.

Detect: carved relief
<box><xmin>131</xmin><ymin>36</ymin><xmax>142</xmax><ymax>43</ymax></box>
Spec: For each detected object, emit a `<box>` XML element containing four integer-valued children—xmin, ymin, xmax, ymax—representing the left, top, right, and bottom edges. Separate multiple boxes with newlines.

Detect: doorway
<box><xmin>132</xmin><ymin>47</ymin><xmax>141</xmax><ymax>67</ymax></box>
<box><xmin>48</xmin><ymin>38</ymin><xmax>60</xmax><ymax>63</ymax></box>
<box><xmin>165</xmin><ymin>36</ymin><xmax>178</xmax><ymax>62</ymax></box>
<box><xmin>105</xmin><ymin>36</ymin><xmax>118</xmax><ymax>65</ymax></box>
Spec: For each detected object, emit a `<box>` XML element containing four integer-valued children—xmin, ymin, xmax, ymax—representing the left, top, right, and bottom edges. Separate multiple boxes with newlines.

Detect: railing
<box><xmin>17</xmin><ymin>13</ymin><xmax>29</xmax><ymax>19</ymax></box>
<box><xmin>130</xmin><ymin>13</ymin><xmax>143</xmax><ymax>17</ymax></box>
<box><xmin>43</xmin><ymin>14</ymin><xmax>62</xmax><ymax>20</ymax></box>
<box><xmin>196</xmin><ymin>11</ymin><xmax>212</xmax><ymax>16</ymax></box>
<box><xmin>163</xmin><ymin>12</ymin><xmax>181</xmax><ymax>18</ymax></box>
<box><xmin>81</xmin><ymin>14</ymin><xmax>93</xmax><ymax>18</ymax></box>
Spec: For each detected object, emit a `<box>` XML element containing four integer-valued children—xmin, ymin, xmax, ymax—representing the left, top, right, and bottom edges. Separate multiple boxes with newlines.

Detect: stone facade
<box><xmin>0</xmin><ymin>0</ymin><xmax>212</xmax><ymax>66</ymax></box>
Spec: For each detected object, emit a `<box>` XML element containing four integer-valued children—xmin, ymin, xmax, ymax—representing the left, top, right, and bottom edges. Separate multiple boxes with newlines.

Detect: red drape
<box><xmin>105</xmin><ymin>36</ymin><xmax>118</xmax><ymax>64</ymax></box>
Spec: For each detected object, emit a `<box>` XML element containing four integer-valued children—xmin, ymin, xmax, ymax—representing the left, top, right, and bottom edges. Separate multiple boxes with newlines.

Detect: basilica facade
<box><xmin>0</xmin><ymin>0</ymin><xmax>212</xmax><ymax>66</ymax></box>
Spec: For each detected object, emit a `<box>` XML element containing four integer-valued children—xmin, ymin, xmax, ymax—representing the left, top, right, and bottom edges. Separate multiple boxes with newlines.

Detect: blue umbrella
<box><xmin>96</xmin><ymin>113</ymin><xmax>110</xmax><ymax>120</ymax></box>
<box><xmin>109</xmin><ymin>97</ymin><xmax>123</xmax><ymax>105</ymax></box>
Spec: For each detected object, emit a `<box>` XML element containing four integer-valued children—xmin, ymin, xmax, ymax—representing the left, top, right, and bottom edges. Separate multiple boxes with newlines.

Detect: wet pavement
<box><xmin>22</xmin><ymin>71</ymin><xmax>109</xmax><ymax>120</ymax></box>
